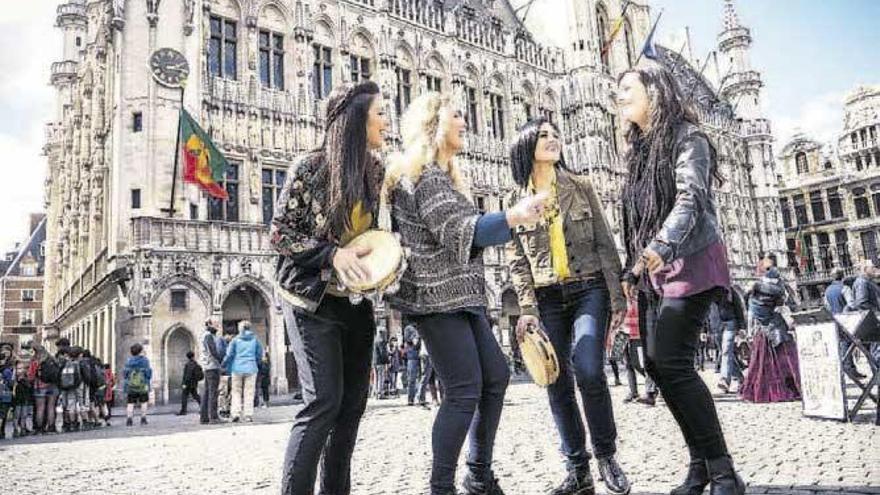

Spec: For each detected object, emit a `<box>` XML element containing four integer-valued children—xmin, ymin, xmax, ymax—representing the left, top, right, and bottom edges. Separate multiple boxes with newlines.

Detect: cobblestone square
<box><xmin>2</xmin><ymin>373</ymin><xmax>877</xmax><ymax>495</ymax></box>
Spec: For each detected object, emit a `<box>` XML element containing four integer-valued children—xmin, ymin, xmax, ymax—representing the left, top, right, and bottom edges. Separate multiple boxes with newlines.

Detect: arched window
<box><xmin>395</xmin><ymin>46</ymin><xmax>414</xmax><ymax>116</ymax></box>
<box><xmin>596</xmin><ymin>3</ymin><xmax>610</xmax><ymax>72</ymax></box>
<box><xmin>312</xmin><ymin>21</ymin><xmax>335</xmax><ymax>99</ymax></box>
<box><xmin>349</xmin><ymin>32</ymin><xmax>374</xmax><ymax>83</ymax></box>
<box><xmin>795</xmin><ymin>151</ymin><xmax>808</xmax><ymax>174</ymax></box>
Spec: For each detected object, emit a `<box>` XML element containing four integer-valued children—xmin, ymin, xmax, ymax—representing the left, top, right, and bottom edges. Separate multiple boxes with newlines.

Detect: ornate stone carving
<box><xmin>146</xmin><ymin>0</ymin><xmax>160</xmax><ymax>27</ymax></box>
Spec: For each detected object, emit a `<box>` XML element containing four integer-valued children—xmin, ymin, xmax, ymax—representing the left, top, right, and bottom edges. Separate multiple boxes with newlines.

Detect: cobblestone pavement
<box><xmin>1</xmin><ymin>372</ymin><xmax>877</xmax><ymax>495</ymax></box>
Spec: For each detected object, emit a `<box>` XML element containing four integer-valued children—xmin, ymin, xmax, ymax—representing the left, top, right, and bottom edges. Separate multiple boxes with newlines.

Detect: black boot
<box><xmin>670</xmin><ymin>459</ymin><xmax>709</xmax><ymax>495</ymax></box>
<box><xmin>462</xmin><ymin>469</ymin><xmax>505</xmax><ymax>495</ymax></box>
<box><xmin>706</xmin><ymin>456</ymin><xmax>745</xmax><ymax>495</ymax></box>
<box><xmin>550</xmin><ymin>466</ymin><xmax>595</xmax><ymax>495</ymax></box>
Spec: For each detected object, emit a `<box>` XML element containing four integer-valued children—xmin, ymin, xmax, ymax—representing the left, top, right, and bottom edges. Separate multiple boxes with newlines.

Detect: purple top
<box><xmin>650</xmin><ymin>241</ymin><xmax>731</xmax><ymax>298</ymax></box>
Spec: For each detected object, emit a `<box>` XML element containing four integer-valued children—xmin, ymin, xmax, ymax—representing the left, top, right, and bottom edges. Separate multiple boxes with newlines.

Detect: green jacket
<box><xmin>507</xmin><ymin>168</ymin><xmax>626</xmax><ymax>316</ymax></box>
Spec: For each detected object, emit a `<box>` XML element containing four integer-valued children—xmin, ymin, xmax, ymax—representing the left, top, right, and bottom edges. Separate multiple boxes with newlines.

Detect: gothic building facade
<box><xmin>42</xmin><ymin>0</ymin><xmax>782</xmax><ymax>403</ymax></box>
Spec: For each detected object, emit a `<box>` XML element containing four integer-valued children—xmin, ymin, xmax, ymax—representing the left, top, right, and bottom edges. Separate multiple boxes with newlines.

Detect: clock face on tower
<box><xmin>148</xmin><ymin>48</ymin><xmax>190</xmax><ymax>88</ymax></box>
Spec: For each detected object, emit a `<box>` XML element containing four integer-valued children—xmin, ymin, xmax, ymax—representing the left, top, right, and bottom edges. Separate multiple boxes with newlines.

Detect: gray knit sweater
<box><xmin>388</xmin><ymin>163</ymin><xmax>488</xmax><ymax>315</ymax></box>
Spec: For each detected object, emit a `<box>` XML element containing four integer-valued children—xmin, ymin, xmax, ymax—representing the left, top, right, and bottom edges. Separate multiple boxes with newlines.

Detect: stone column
<box><xmin>270</xmin><ymin>305</ymin><xmax>288</xmax><ymax>394</ymax></box>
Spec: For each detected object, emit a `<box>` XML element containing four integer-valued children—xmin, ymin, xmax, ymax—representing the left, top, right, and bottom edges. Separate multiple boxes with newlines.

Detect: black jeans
<box><xmin>282</xmin><ymin>295</ymin><xmax>375</xmax><ymax>495</ymax></box>
<box><xmin>180</xmin><ymin>385</ymin><xmax>201</xmax><ymax>414</ymax></box>
<box><xmin>537</xmin><ymin>278</ymin><xmax>618</xmax><ymax>466</ymax></box>
<box><xmin>413</xmin><ymin>309</ymin><xmax>510</xmax><ymax>494</ymax></box>
<box><xmin>200</xmin><ymin>369</ymin><xmax>220</xmax><ymax>423</ymax></box>
<box><xmin>642</xmin><ymin>288</ymin><xmax>729</xmax><ymax>460</ymax></box>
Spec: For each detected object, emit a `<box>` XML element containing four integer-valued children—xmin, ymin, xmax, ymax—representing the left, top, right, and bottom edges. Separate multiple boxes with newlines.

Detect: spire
<box><xmin>722</xmin><ymin>0</ymin><xmax>741</xmax><ymax>31</ymax></box>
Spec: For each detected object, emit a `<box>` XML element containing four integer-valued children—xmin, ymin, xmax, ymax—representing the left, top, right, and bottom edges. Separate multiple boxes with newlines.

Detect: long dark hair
<box><xmin>619</xmin><ymin>63</ymin><xmax>721</xmax><ymax>259</ymax></box>
<box><xmin>319</xmin><ymin>81</ymin><xmax>382</xmax><ymax>238</ymax></box>
<box><xmin>509</xmin><ymin>117</ymin><xmax>571</xmax><ymax>187</ymax></box>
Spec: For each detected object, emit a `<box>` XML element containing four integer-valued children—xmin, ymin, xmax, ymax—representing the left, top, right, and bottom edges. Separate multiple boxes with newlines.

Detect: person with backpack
<box><xmin>27</xmin><ymin>344</ymin><xmax>59</xmax><ymax>434</ymax></box>
<box><xmin>123</xmin><ymin>343</ymin><xmax>153</xmax><ymax>426</ymax></box>
<box><xmin>90</xmin><ymin>357</ymin><xmax>108</xmax><ymax>426</ymax></box>
<box><xmin>58</xmin><ymin>346</ymin><xmax>84</xmax><ymax>432</ymax></box>
<box><xmin>221</xmin><ymin>320</ymin><xmax>263</xmax><ymax>423</ymax></box>
<box><xmin>177</xmin><ymin>351</ymin><xmax>203</xmax><ymax>416</ymax></box>
<box><xmin>79</xmin><ymin>349</ymin><xmax>101</xmax><ymax>429</ymax></box>
<box><xmin>13</xmin><ymin>358</ymin><xmax>34</xmax><ymax>438</ymax></box>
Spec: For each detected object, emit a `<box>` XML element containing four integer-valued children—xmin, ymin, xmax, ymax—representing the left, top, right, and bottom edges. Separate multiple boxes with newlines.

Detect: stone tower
<box><xmin>717</xmin><ymin>0</ymin><xmax>787</xmax><ymax>264</ymax></box>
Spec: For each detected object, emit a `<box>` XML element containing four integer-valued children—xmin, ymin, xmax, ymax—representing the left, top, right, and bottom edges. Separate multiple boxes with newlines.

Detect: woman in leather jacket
<box><xmin>270</xmin><ymin>81</ymin><xmax>388</xmax><ymax>495</ymax></box>
<box><xmin>617</xmin><ymin>62</ymin><xmax>744</xmax><ymax>495</ymax></box>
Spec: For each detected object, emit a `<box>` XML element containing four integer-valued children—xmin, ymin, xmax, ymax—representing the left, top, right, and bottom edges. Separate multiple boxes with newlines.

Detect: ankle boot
<box><xmin>670</xmin><ymin>459</ymin><xmax>709</xmax><ymax>495</ymax></box>
<box><xmin>706</xmin><ymin>456</ymin><xmax>745</xmax><ymax>495</ymax></box>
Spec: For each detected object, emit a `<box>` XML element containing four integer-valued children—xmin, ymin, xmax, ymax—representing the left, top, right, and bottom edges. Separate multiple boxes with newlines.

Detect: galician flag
<box><xmin>179</xmin><ymin>109</ymin><xmax>229</xmax><ymax>199</ymax></box>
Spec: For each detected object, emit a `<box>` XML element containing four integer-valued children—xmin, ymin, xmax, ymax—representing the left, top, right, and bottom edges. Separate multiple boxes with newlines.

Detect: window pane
<box><xmin>209</xmin><ymin>197</ymin><xmax>223</xmax><ymax>220</ymax></box>
<box><xmin>224</xmin><ymin>42</ymin><xmax>237</xmax><ymax>79</ymax></box>
<box><xmin>209</xmin><ymin>38</ymin><xmax>221</xmax><ymax>76</ymax></box>
<box><xmin>274</xmin><ymin>53</ymin><xmax>284</xmax><ymax>90</ymax></box>
<box><xmin>260</xmin><ymin>31</ymin><xmax>269</xmax><ymax>47</ymax></box>
<box><xmin>227</xmin><ymin>183</ymin><xmax>239</xmax><ymax>222</ymax></box>
<box><xmin>323</xmin><ymin>67</ymin><xmax>332</xmax><ymax>96</ymax></box>
<box><xmin>262</xmin><ymin>169</ymin><xmax>273</xmax><ymax>184</ymax></box>
<box><xmin>260</xmin><ymin>50</ymin><xmax>270</xmax><ymax>86</ymax></box>
<box><xmin>227</xmin><ymin>164</ymin><xmax>239</xmax><ymax>181</ymax></box>
<box><xmin>276</xmin><ymin>170</ymin><xmax>286</xmax><ymax>185</ymax></box>
<box><xmin>262</xmin><ymin>186</ymin><xmax>274</xmax><ymax>225</ymax></box>
<box><xmin>210</xmin><ymin>17</ymin><xmax>221</xmax><ymax>36</ymax></box>
<box><xmin>274</xmin><ymin>34</ymin><xmax>283</xmax><ymax>50</ymax></box>
<box><xmin>225</xmin><ymin>21</ymin><xmax>236</xmax><ymax>40</ymax></box>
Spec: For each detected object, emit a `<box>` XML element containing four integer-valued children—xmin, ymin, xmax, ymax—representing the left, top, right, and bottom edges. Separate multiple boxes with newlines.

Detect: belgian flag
<box><xmin>179</xmin><ymin>109</ymin><xmax>229</xmax><ymax>199</ymax></box>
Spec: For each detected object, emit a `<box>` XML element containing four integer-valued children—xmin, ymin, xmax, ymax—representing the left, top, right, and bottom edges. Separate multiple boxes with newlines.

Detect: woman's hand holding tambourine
<box><xmin>332</xmin><ymin>245</ymin><xmax>373</xmax><ymax>286</ymax></box>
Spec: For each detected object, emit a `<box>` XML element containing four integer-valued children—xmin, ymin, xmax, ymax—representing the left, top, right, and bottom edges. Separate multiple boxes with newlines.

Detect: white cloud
<box><xmin>772</xmin><ymin>91</ymin><xmax>846</xmax><ymax>149</ymax></box>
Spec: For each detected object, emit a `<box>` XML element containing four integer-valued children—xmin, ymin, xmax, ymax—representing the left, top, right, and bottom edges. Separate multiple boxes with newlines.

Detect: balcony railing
<box><xmin>50</xmin><ymin>61</ymin><xmax>78</xmax><ymax>83</ymax></box>
<box><xmin>56</xmin><ymin>2</ymin><xmax>86</xmax><ymax>21</ymax></box>
<box><xmin>131</xmin><ymin>216</ymin><xmax>273</xmax><ymax>255</ymax></box>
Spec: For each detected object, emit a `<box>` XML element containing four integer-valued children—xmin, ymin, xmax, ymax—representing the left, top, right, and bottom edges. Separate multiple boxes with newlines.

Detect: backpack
<box><xmin>60</xmin><ymin>359</ymin><xmax>82</xmax><ymax>390</ymax></box>
<box><xmin>79</xmin><ymin>359</ymin><xmax>96</xmax><ymax>387</ymax></box>
<box><xmin>192</xmin><ymin>363</ymin><xmax>204</xmax><ymax>382</ymax></box>
<box><xmin>38</xmin><ymin>357</ymin><xmax>62</xmax><ymax>385</ymax></box>
<box><xmin>127</xmin><ymin>368</ymin><xmax>148</xmax><ymax>395</ymax></box>
<box><xmin>0</xmin><ymin>369</ymin><xmax>12</xmax><ymax>403</ymax></box>
<box><xmin>92</xmin><ymin>362</ymin><xmax>106</xmax><ymax>389</ymax></box>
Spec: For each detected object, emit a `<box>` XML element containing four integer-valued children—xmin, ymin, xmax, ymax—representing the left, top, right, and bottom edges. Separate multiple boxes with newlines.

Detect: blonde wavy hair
<box><xmin>383</xmin><ymin>92</ymin><xmax>469</xmax><ymax>199</ymax></box>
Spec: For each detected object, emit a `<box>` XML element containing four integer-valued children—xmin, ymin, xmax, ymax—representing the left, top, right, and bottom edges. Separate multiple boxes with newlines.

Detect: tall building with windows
<box><xmin>0</xmin><ymin>215</ymin><xmax>47</xmax><ymax>351</ymax></box>
<box><xmin>777</xmin><ymin>85</ymin><xmax>880</xmax><ymax>305</ymax></box>
<box><xmin>42</xmin><ymin>0</ymin><xmax>782</xmax><ymax>403</ymax></box>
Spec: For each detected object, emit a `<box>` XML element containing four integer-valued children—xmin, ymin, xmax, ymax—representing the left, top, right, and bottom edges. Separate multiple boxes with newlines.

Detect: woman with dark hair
<box><xmin>617</xmin><ymin>62</ymin><xmax>744</xmax><ymax>495</ymax></box>
<box><xmin>271</xmin><ymin>81</ymin><xmax>388</xmax><ymax>495</ymax></box>
<box><xmin>385</xmin><ymin>92</ymin><xmax>546</xmax><ymax>495</ymax></box>
<box><xmin>507</xmin><ymin>118</ymin><xmax>631</xmax><ymax>495</ymax></box>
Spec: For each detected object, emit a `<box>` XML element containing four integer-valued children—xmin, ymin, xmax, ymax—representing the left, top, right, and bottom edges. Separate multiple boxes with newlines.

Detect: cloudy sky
<box><xmin>1</xmin><ymin>0</ymin><xmax>878</xmax><ymax>253</ymax></box>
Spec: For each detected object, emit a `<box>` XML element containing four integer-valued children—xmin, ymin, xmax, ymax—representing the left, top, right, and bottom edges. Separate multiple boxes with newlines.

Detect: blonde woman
<box><xmin>385</xmin><ymin>92</ymin><xmax>546</xmax><ymax>495</ymax></box>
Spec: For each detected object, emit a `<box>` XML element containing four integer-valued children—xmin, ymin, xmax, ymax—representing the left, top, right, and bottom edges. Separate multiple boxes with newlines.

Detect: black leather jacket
<box><xmin>646</xmin><ymin>122</ymin><xmax>723</xmax><ymax>265</ymax></box>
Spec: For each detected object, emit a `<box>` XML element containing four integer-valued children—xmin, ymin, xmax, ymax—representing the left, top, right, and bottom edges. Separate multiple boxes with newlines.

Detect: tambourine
<box><xmin>520</xmin><ymin>324</ymin><xmax>560</xmax><ymax>387</ymax></box>
<box><xmin>335</xmin><ymin>230</ymin><xmax>407</xmax><ymax>298</ymax></box>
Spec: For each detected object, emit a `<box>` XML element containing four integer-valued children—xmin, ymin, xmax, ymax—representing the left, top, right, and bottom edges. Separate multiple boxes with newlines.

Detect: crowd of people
<box><xmin>0</xmin><ymin>319</ymin><xmax>276</xmax><ymax>439</ymax></box>
<box><xmin>0</xmin><ymin>337</ymin><xmax>117</xmax><ymax>438</ymax></box>
<box><xmin>371</xmin><ymin>324</ymin><xmax>443</xmax><ymax>407</ymax></box>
